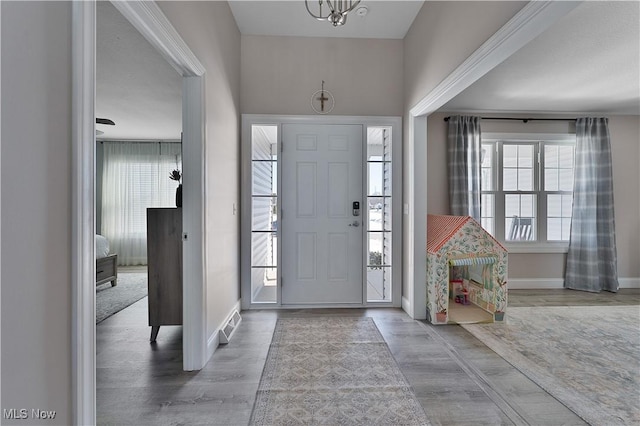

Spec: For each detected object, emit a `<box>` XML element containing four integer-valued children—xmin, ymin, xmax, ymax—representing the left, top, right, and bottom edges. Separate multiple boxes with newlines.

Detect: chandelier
<box><xmin>305</xmin><ymin>0</ymin><xmax>362</xmax><ymax>27</ymax></box>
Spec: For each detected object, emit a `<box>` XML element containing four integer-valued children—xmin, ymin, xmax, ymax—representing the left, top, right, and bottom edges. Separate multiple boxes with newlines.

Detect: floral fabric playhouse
<box><xmin>426</xmin><ymin>215</ymin><xmax>508</xmax><ymax>324</ymax></box>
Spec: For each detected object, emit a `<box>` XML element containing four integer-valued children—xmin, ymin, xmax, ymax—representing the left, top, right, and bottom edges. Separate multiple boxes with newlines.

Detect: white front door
<box><xmin>281</xmin><ymin>124</ymin><xmax>363</xmax><ymax>305</ymax></box>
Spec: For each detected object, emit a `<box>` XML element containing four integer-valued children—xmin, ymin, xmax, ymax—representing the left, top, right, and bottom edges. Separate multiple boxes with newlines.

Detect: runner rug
<box><xmin>462</xmin><ymin>305</ymin><xmax>640</xmax><ymax>425</ymax></box>
<box><xmin>250</xmin><ymin>317</ymin><xmax>430</xmax><ymax>425</ymax></box>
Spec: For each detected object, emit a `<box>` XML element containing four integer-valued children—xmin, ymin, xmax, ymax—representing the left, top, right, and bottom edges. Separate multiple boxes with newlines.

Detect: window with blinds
<box><xmin>481</xmin><ymin>138</ymin><xmax>575</xmax><ymax>244</ymax></box>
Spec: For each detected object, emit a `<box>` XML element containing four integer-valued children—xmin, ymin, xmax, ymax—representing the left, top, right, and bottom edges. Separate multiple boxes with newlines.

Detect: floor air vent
<box><xmin>219</xmin><ymin>310</ymin><xmax>242</xmax><ymax>344</ymax></box>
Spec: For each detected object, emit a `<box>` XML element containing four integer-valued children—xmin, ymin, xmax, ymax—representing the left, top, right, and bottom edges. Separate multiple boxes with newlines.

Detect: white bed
<box><xmin>96</xmin><ymin>234</ymin><xmax>117</xmax><ymax>287</ymax></box>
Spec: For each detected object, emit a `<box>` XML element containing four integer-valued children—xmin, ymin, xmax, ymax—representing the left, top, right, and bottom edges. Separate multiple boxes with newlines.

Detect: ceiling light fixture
<box><xmin>305</xmin><ymin>0</ymin><xmax>362</xmax><ymax>27</ymax></box>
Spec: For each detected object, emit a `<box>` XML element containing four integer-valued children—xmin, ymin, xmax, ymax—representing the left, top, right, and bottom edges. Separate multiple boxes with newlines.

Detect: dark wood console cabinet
<box><xmin>146</xmin><ymin>208</ymin><xmax>183</xmax><ymax>342</ymax></box>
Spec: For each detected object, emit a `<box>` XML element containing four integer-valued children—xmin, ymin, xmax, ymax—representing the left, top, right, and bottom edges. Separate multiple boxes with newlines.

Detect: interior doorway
<box><xmin>95</xmin><ymin>0</ymin><xmax>183</xmax><ymax>334</ymax></box>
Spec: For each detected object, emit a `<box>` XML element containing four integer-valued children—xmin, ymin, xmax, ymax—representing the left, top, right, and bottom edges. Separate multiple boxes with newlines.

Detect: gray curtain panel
<box><xmin>565</xmin><ymin>117</ymin><xmax>619</xmax><ymax>292</ymax></box>
<box><xmin>447</xmin><ymin>115</ymin><xmax>481</xmax><ymax>221</ymax></box>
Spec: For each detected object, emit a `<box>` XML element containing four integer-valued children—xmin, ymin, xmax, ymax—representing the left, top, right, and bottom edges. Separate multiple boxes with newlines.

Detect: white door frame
<box><xmin>403</xmin><ymin>1</ymin><xmax>581</xmax><ymax>319</ymax></box>
<box><xmin>71</xmin><ymin>1</ymin><xmax>207</xmax><ymax>424</ymax></box>
<box><xmin>241</xmin><ymin>115</ymin><xmax>403</xmax><ymax>310</ymax></box>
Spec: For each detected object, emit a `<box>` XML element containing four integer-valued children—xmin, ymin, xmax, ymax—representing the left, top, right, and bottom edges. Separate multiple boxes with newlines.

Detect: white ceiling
<box><xmin>440</xmin><ymin>1</ymin><xmax>640</xmax><ymax>115</ymax></box>
<box><xmin>228</xmin><ymin>1</ymin><xmax>425</xmax><ymax>39</ymax></box>
<box><xmin>96</xmin><ymin>1</ymin><xmax>639</xmax><ymax>141</ymax></box>
<box><xmin>96</xmin><ymin>1</ymin><xmax>182</xmax><ymax>140</ymax></box>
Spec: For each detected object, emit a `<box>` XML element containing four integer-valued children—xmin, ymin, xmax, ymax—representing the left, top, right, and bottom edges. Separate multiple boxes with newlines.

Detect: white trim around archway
<box><xmin>404</xmin><ymin>0</ymin><xmax>582</xmax><ymax>319</ymax></box>
<box><xmin>71</xmin><ymin>1</ymin><xmax>207</xmax><ymax>423</ymax></box>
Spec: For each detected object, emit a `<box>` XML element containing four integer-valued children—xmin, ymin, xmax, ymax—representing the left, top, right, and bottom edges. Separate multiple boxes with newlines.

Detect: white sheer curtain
<box><xmin>101</xmin><ymin>142</ymin><xmax>182</xmax><ymax>265</ymax></box>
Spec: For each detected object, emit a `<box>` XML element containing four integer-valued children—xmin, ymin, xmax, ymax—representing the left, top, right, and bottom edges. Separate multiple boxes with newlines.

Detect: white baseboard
<box><xmin>620</xmin><ymin>278</ymin><xmax>640</xmax><ymax>288</ymax></box>
<box><xmin>207</xmin><ymin>329</ymin><xmax>220</xmax><ymax>362</ymax></box>
<box><xmin>509</xmin><ymin>278</ymin><xmax>640</xmax><ymax>289</ymax></box>
<box><xmin>508</xmin><ymin>278</ymin><xmax>564</xmax><ymax>289</ymax></box>
<box><xmin>207</xmin><ymin>299</ymin><xmax>242</xmax><ymax>361</ymax></box>
<box><xmin>401</xmin><ymin>296</ymin><xmax>412</xmax><ymax>317</ymax></box>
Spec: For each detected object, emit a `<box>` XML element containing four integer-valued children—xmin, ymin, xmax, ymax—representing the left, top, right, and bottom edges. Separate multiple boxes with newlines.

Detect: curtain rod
<box><xmin>98</xmin><ymin>140</ymin><xmax>182</xmax><ymax>143</ymax></box>
<box><xmin>443</xmin><ymin>116</ymin><xmax>576</xmax><ymax>123</ymax></box>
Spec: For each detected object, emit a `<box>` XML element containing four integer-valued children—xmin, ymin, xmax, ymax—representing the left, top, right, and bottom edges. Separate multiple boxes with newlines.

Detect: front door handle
<box><xmin>348</xmin><ymin>221</ymin><xmax>360</xmax><ymax>227</ymax></box>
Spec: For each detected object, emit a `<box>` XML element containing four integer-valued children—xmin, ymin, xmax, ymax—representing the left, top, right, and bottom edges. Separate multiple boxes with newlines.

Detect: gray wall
<box><xmin>1</xmin><ymin>2</ymin><xmax>73</xmax><ymax>424</ymax></box>
<box><xmin>426</xmin><ymin>112</ymin><xmax>640</xmax><ymax>281</ymax></box>
<box><xmin>158</xmin><ymin>1</ymin><xmax>242</xmax><ymax>338</ymax></box>
<box><xmin>604</xmin><ymin>115</ymin><xmax>639</xmax><ymax>280</ymax></box>
<box><xmin>241</xmin><ymin>35</ymin><xmax>404</xmax><ymax>116</ymax></box>
<box><xmin>403</xmin><ymin>1</ymin><xmax>527</xmax><ymax>113</ymax></box>
<box><xmin>1</xmin><ymin>1</ymin><xmax>241</xmax><ymax>422</ymax></box>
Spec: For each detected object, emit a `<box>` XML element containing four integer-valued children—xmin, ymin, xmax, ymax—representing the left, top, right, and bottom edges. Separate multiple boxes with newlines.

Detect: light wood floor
<box><xmin>97</xmin><ymin>289</ymin><xmax>639</xmax><ymax>425</ymax></box>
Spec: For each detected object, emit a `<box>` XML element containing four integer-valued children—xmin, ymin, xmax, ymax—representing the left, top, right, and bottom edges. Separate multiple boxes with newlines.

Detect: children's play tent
<box><xmin>426</xmin><ymin>215</ymin><xmax>508</xmax><ymax>324</ymax></box>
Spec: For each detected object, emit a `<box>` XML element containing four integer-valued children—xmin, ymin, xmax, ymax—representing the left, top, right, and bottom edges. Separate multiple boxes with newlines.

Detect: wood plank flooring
<box><xmin>97</xmin><ymin>289</ymin><xmax>639</xmax><ymax>425</ymax></box>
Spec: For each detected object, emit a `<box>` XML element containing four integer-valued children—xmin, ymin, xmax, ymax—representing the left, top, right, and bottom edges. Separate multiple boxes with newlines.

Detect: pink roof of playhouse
<box><xmin>426</xmin><ymin>215</ymin><xmax>506</xmax><ymax>254</ymax></box>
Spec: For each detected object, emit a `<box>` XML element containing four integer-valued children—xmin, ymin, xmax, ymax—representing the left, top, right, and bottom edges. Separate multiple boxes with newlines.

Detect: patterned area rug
<box><xmin>250</xmin><ymin>317</ymin><xmax>430</xmax><ymax>425</ymax></box>
<box><xmin>462</xmin><ymin>305</ymin><xmax>640</xmax><ymax>425</ymax></box>
<box><xmin>96</xmin><ymin>272</ymin><xmax>147</xmax><ymax>323</ymax></box>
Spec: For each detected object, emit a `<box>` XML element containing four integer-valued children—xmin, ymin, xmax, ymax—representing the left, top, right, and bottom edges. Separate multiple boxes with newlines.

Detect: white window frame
<box><xmin>366</xmin><ymin>126</ymin><xmax>394</xmax><ymax>303</ymax></box>
<box><xmin>481</xmin><ymin>133</ymin><xmax>576</xmax><ymax>253</ymax></box>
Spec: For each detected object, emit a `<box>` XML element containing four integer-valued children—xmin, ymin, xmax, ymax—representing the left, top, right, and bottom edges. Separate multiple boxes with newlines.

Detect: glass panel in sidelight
<box><xmin>251</xmin><ymin>232</ymin><xmax>278</xmax><ymax>267</ymax></box>
<box><xmin>367</xmin><ymin>199</ymin><xmax>383</xmax><ymax>231</ymax></box>
<box><xmin>368</xmin><ymin>231</ymin><xmax>392</xmax><ymax>266</ymax></box>
<box><xmin>251</xmin><ymin>125</ymin><xmax>277</xmax><ymax>161</ymax></box>
<box><xmin>367</xmin><ymin>266</ymin><xmax>392</xmax><ymax>302</ymax></box>
<box><xmin>250</xmin><ymin>267</ymin><xmax>277</xmax><ymax>303</ymax></box>
<box><xmin>367</xmin><ymin>127</ymin><xmax>392</xmax><ymax>161</ymax></box>
<box><xmin>367</xmin><ymin>197</ymin><xmax>391</xmax><ymax>231</ymax></box>
<box><xmin>251</xmin><ymin>196</ymin><xmax>277</xmax><ymax>231</ymax></box>
<box><xmin>367</xmin><ymin>163</ymin><xmax>386</xmax><ymax>196</ymax></box>
<box><xmin>252</xmin><ymin>161</ymin><xmax>277</xmax><ymax>196</ymax></box>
